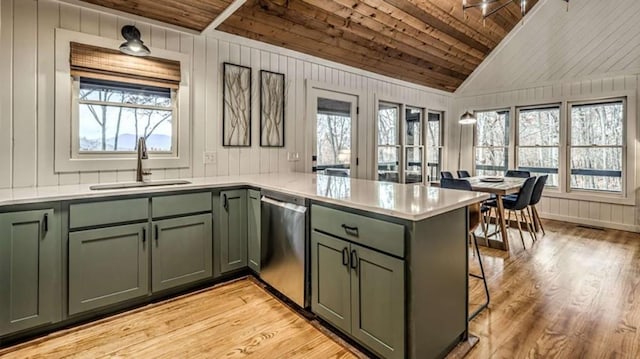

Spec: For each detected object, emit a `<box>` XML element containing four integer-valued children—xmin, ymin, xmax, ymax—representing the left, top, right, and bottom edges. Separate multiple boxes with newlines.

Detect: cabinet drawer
<box><xmin>69</xmin><ymin>198</ymin><xmax>148</xmax><ymax>229</ymax></box>
<box><xmin>152</xmin><ymin>192</ymin><xmax>211</xmax><ymax>218</ymax></box>
<box><xmin>311</xmin><ymin>205</ymin><xmax>404</xmax><ymax>258</ymax></box>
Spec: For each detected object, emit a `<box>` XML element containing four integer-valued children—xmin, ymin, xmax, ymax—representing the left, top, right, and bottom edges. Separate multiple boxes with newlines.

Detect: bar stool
<box><xmin>440</xmin><ymin>178</ymin><xmax>490</xmax><ymax>320</ymax></box>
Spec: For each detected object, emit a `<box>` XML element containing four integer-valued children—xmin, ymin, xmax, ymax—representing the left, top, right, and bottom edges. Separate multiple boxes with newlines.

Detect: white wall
<box><xmin>451</xmin><ymin>0</ymin><xmax>640</xmax><ymax>232</ymax></box>
<box><xmin>0</xmin><ymin>0</ymin><xmax>451</xmax><ymax>189</ymax></box>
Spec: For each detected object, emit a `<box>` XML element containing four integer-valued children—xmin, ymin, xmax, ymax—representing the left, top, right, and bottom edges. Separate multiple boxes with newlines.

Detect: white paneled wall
<box><xmin>0</xmin><ymin>0</ymin><xmax>451</xmax><ymax>189</ymax></box>
<box><xmin>451</xmin><ymin>74</ymin><xmax>640</xmax><ymax>232</ymax></box>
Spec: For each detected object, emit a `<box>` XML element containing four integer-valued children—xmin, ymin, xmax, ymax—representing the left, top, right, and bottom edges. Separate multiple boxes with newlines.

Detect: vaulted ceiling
<box><xmin>78</xmin><ymin>0</ymin><xmax>540</xmax><ymax>92</ymax></box>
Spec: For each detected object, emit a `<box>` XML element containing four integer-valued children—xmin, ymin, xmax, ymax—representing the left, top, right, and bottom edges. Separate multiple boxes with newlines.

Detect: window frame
<box><xmin>515</xmin><ymin>104</ymin><xmax>562</xmax><ymax>188</ymax></box>
<box><xmin>376</xmin><ymin>101</ymin><xmax>402</xmax><ymax>182</ymax></box>
<box><xmin>426</xmin><ymin>111</ymin><xmax>444</xmax><ymax>182</ymax></box>
<box><xmin>567</xmin><ymin>98</ymin><xmax>627</xmax><ymax>195</ymax></box>
<box><xmin>473</xmin><ymin>108</ymin><xmax>511</xmax><ymax>177</ymax></box>
<box><xmin>404</xmin><ymin>105</ymin><xmax>425</xmax><ymax>184</ymax></box>
<box><xmin>72</xmin><ymin>78</ymin><xmax>179</xmax><ymax>158</ymax></box>
<box><xmin>55</xmin><ymin>28</ymin><xmax>191</xmax><ymax>173</ymax></box>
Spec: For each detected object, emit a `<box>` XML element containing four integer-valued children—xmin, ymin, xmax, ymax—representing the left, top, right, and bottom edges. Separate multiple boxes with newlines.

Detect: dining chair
<box><xmin>528</xmin><ymin>175</ymin><xmax>548</xmax><ymax>236</ymax></box>
<box><xmin>486</xmin><ymin>176</ymin><xmax>537</xmax><ymax>249</ymax></box>
<box><xmin>440</xmin><ymin>178</ymin><xmax>490</xmax><ymax>319</ymax></box>
<box><xmin>440</xmin><ymin>171</ymin><xmax>454</xmax><ymax>179</ymax></box>
<box><xmin>457</xmin><ymin>170</ymin><xmax>471</xmax><ymax>178</ymax></box>
<box><xmin>505</xmin><ymin>170</ymin><xmax>531</xmax><ymax>178</ymax></box>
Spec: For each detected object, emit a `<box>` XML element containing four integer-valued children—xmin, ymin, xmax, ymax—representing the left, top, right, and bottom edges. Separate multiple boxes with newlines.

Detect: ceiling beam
<box><xmin>202</xmin><ymin>0</ymin><xmax>249</xmax><ymax>34</ymax></box>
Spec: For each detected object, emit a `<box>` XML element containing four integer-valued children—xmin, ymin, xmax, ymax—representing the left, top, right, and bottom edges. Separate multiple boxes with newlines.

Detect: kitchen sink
<box><xmin>89</xmin><ymin>179</ymin><xmax>192</xmax><ymax>190</ymax></box>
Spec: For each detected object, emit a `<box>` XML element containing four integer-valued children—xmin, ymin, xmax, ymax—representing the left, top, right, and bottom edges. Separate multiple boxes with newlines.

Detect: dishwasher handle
<box><xmin>261</xmin><ymin>196</ymin><xmax>307</xmax><ymax>214</ymax></box>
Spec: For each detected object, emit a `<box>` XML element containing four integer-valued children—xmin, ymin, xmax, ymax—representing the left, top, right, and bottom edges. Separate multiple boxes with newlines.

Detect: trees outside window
<box><xmin>78</xmin><ymin>78</ymin><xmax>174</xmax><ymax>153</ymax></box>
<box><xmin>377</xmin><ymin>102</ymin><xmax>400</xmax><ymax>182</ymax></box>
<box><xmin>569</xmin><ymin>100</ymin><xmax>624</xmax><ymax>192</ymax></box>
<box><xmin>426</xmin><ymin>111</ymin><xmax>443</xmax><ymax>182</ymax></box>
<box><xmin>475</xmin><ymin>110</ymin><xmax>509</xmax><ymax>176</ymax></box>
<box><xmin>517</xmin><ymin>106</ymin><xmax>560</xmax><ymax>186</ymax></box>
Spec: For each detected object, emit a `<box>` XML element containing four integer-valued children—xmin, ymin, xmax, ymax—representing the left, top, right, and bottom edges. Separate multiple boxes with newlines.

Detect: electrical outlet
<box><xmin>203</xmin><ymin>151</ymin><xmax>217</xmax><ymax>165</ymax></box>
<box><xmin>287</xmin><ymin>152</ymin><xmax>300</xmax><ymax>162</ymax></box>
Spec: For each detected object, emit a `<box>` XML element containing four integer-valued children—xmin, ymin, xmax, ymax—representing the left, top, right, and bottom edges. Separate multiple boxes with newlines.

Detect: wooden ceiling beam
<box><xmin>251</xmin><ymin>1</ymin><xmax>470</xmax><ymax>80</ymax></box>
<box><xmin>381</xmin><ymin>0</ymin><xmax>491</xmax><ymax>54</ymax></box>
<box><xmin>204</xmin><ymin>0</ymin><xmax>249</xmax><ymax>33</ymax></box>
<box><xmin>218</xmin><ymin>15</ymin><xmax>461</xmax><ymax>90</ymax></box>
<box><xmin>298</xmin><ymin>0</ymin><xmax>482</xmax><ymax>73</ymax></box>
<box><xmin>318</xmin><ymin>0</ymin><xmax>485</xmax><ymax>65</ymax></box>
<box><xmin>258</xmin><ymin>0</ymin><xmax>475</xmax><ymax>74</ymax></box>
<box><xmin>424</xmin><ymin>0</ymin><xmax>509</xmax><ymax>42</ymax></box>
<box><xmin>219</xmin><ymin>22</ymin><xmax>460</xmax><ymax>91</ymax></box>
<box><xmin>228</xmin><ymin>5</ymin><xmax>465</xmax><ymax>84</ymax></box>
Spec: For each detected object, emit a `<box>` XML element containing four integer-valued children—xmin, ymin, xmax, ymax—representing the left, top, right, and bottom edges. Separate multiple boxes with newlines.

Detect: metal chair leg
<box><xmin>526</xmin><ymin>206</ymin><xmax>538</xmax><ymax>241</ymax></box>
<box><xmin>469</xmin><ymin>232</ymin><xmax>490</xmax><ymax>321</ymax></box>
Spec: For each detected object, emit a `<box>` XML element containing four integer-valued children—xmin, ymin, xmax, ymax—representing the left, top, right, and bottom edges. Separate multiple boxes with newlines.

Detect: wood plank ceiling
<box><xmin>79</xmin><ymin>0</ymin><xmax>539</xmax><ymax>92</ymax></box>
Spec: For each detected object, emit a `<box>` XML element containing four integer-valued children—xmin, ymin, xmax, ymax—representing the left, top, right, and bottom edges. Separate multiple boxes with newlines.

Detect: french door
<box><xmin>308</xmin><ymin>88</ymin><xmax>359</xmax><ymax>177</ymax></box>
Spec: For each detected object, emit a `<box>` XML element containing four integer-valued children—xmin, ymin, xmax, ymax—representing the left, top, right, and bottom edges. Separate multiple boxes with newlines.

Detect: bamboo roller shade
<box><xmin>70</xmin><ymin>42</ymin><xmax>181</xmax><ymax>89</ymax></box>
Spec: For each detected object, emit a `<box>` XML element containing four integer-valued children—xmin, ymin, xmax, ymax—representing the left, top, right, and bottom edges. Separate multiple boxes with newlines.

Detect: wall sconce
<box><xmin>119</xmin><ymin>25</ymin><xmax>150</xmax><ymax>57</ymax></box>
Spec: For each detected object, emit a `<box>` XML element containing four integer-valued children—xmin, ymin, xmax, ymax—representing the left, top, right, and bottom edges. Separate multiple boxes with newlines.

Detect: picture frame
<box><xmin>223</xmin><ymin>62</ymin><xmax>252</xmax><ymax>147</ymax></box>
<box><xmin>259</xmin><ymin>70</ymin><xmax>285</xmax><ymax>147</ymax></box>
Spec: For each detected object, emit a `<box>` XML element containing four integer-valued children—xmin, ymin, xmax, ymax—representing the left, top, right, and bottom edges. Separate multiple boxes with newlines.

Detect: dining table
<box><xmin>437</xmin><ymin>176</ymin><xmax>527</xmax><ymax>251</ymax></box>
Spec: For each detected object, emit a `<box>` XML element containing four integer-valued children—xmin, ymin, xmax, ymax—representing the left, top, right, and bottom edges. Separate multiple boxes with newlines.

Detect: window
<box><xmin>569</xmin><ymin>100</ymin><xmax>625</xmax><ymax>192</ymax></box>
<box><xmin>405</xmin><ymin>106</ymin><xmax>424</xmax><ymax>184</ymax></box>
<box><xmin>377</xmin><ymin>102</ymin><xmax>400</xmax><ymax>182</ymax></box>
<box><xmin>77</xmin><ymin>78</ymin><xmax>176</xmax><ymax>154</ymax></box>
<box><xmin>475</xmin><ymin>109</ymin><xmax>510</xmax><ymax>176</ymax></box>
<box><xmin>54</xmin><ymin>32</ymin><xmax>190</xmax><ymax>172</ymax></box>
<box><xmin>426</xmin><ymin>111</ymin><xmax>443</xmax><ymax>181</ymax></box>
<box><xmin>517</xmin><ymin>106</ymin><xmax>560</xmax><ymax>186</ymax></box>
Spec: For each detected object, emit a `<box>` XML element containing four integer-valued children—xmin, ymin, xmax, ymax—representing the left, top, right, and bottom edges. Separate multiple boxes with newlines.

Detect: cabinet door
<box><xmin>152</xmin><ymin>214</ymin><xmax>213</xmax><ymax>292</ymax></box>
<box><xmin>350</xmin><ymin>244</ymin><xmax>405</xmax><ymax>359</ymax></box>
<box><xmin>219</xmin><ymin>190</ymin><xmax>247</xmax><ymax>273</ymax></box>
<box><xmin>311</xmin><ymin>231</ymin><xmax>351</xmax><ymax>334</ymax></box>
<box><xmin>247</xmin><ymin>190</ymin><xmax>261</xmax><ymax>272</ymax></box>
<box><xmin>68</xmin><ymin>224</ymin><xmax>149</xmax><ymax>315</ymax></box>
<box><xmin>0</xmin><ymin>209</ymin><xmax>60</xmax><ymax>336</ymax></box>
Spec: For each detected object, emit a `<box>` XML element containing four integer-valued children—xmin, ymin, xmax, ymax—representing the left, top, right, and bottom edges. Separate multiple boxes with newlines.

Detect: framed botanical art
<box><xmin>259</xmin><ymin>70</ymin><xmax>285</xmax><ymax>147</ymax></box>
<box><xmin>223</xmin><ymin>62</ymin><xmax>251</xmax><ymax>147</ymax></box>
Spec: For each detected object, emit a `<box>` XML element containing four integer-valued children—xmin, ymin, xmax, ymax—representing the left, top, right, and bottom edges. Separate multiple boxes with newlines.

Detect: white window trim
<box><xmin>54</xmin><ymin>28</ymin><xmax>191</xmax><ymax>173</ymax></box>
<box><xmin>466</xmin><ymin>90</ymin><xmax>636</xmax><ymax>205</ymax></box>
<box><xmin>515</xmin><ymin>104</ymin><xmax>562</xmax><ymax>188</ymax></box>
<box><xmin>473</xmin><ymin>108</ymin><xmax>511</xmax><ymax>176</ymax></box>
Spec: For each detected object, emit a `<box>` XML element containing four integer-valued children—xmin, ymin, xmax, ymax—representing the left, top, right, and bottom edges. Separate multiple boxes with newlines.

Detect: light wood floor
<box><xmin>2</xmin><ymin>220</ymin><xmax>639</xmax><ymax>358</ymax></box>
<box><xmin>468</xmin><ymin>220</ymin><xmax>640</xmax><ymax>358</ymax></box>
<box><xmin>0</xmin><ymin>279</ymin><xmax>359</xmax><ymax>359</ymax></box>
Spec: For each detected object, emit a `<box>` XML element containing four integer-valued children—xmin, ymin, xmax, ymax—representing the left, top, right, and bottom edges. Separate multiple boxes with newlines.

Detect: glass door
<box><xmin>310</xmin><ymin>89</ymin><xmax>358</xmax><ymax>177</ymax></box>
<box><xmin>404</xmin><ymin>106</ymin><xmax>423</xmax><ymax>184</ymax></box>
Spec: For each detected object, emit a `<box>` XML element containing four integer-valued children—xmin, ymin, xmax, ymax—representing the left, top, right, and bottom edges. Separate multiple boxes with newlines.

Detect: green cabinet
<box><xmin>152</xmin><ymin>214</ymin><xmax>213</xmax><ymax>292</ymax></box>
<box><xmin>311</xmin><ymin>231</ymin><xmax>405</xmax><ymax>359</ymax></box>
<box><xmin>0</xmin><ymin>209</ymin><xmax>61</xmax><ymax>336</ymax></box>
<box><xmin>68</xmin><ymin>223</ymin><xmax>149</xmax><ymax>315</ymax></box>
<box><xmin>247</xmin><ymin>190</ymin><xmax>261</xmax><ymax>272</ymax></box>
<box><xmin>219</xmin><ymin>190</ymin><xmax>247</xmax><ymax>273</ymax></box>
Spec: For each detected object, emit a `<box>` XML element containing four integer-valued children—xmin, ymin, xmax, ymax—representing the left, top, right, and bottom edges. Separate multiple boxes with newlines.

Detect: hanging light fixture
<box><xmin>119</xmin><ymin>25</ymin><xmax>150</xmax><ymax>57</ymax></box>
<box><xmin>459</xmin><ymin>111</ymin><xmax>477</xmax><ymax>125</ymax></box>
<box><xmin>462</xmin><ymin>0</ymin><xmax>569</xmax><ymax>21</ymax></box>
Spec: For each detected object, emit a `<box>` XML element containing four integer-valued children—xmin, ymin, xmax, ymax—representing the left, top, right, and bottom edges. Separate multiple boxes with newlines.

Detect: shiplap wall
<box><xmin>0</xmin><ymin>0</ymin><xmax>451</xmax><ymax>189</ymax></box>
<box><xmin>451</xmin><ymin>0</ymin><xmax>640</xmax><ymax>232</ymax></box>
<box><xmin>457</xmin><ymin>0</ymin><xmax>640</xmax><ymax>95</ymax></box>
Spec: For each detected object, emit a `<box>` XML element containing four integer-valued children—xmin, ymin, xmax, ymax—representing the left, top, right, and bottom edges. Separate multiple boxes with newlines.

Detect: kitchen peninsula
<box><xmin>0</xmin><ymin>173</ymin><xmax>488</xmax><ymax>359</ymax></box>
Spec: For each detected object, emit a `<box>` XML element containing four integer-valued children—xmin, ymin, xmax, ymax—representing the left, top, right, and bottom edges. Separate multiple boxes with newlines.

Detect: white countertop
<box><xmin>0</xmin><ymin>173</ymin><xmax>489</xmax><ymax>221</ymax></box>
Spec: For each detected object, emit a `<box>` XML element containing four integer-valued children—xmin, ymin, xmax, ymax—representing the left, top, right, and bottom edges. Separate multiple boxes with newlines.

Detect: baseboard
<box><xmin>538</xmin><ymin>212</ymin><xmax>639</xmax><ymax>233</ymax></box>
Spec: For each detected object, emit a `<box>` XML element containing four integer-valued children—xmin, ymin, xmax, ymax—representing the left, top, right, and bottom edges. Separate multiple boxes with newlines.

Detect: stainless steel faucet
<box><xmin>136</xmin><ymin>137</ymin><xmax>151</xmax><ymax>182</ymax></box>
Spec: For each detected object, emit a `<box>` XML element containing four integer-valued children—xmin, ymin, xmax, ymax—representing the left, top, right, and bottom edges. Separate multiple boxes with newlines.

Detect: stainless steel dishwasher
<box><xmin>260</xmin><ymin>190</ymin><xmax>310</xmax><ymax>308</ymax></box>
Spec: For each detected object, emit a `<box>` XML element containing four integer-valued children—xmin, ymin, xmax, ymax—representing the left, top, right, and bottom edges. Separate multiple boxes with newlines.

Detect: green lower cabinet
<box><xmin>68</xmin><ymin>223</ymin><xmax>149</xmax><ymax>316</ymax></box>
<box><xmin>350</xmin><ymin>244</ymin><xmax>405</xmax><ymax>359</ymax></box>
<box><xmin>311</xmin><ymin>232</ymin><xmax>352</xmax><ymax>334</ymax></box>
<box><xmin>152</xmin><ymin>214</ymin><xmax>213</xmax><ymax>292</ymax></box>
<box><xmin>247</xmin><ymin>190</ymin><xmax>261</xmax><ymax>272</ymax></box>
<box><xmin>219</xmin><ymin>190</ymin><xmax>247</xmax><ymax>274</ymax></box>
<box><xmin>0</xmin><ymin>209</ymin><xmax>61</xmax><ymax>336</ymax></box>
<box><xmin>311</xmin><ymin>231</ymin><xmax>405</xmax><ymax>359</ymax></box>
